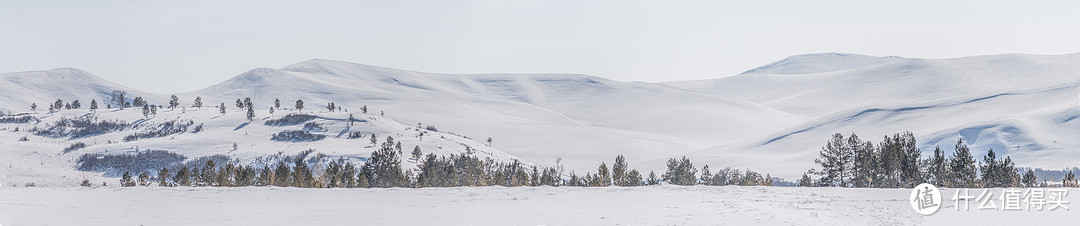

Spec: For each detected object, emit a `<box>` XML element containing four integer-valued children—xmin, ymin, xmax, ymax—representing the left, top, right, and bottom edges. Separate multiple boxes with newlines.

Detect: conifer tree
<box><xmin>295</xmin><ymin>99</ymin><xmax>304</xmax><ymax>112</ymax></box>
<box><xmin>928</xmin><ymin>146</ymin><xmax>949</xmax><ymax>187</ymax></box>
<box><xmin>612</xmin><ymin>155</ymin><xmax>629</xmax><ymax>186</ymax></box>
<box><xmin>71</xmin><ymin>100</ymin><xmax>81</xmax><ymax>109</ymax></box>
<box><xmin>274</xmin><ymin>99</ymin><xmax>281</xmax><ymax>109</ymax></box>
<box><xmin>120</xmin><ymin>171</ymin><xmax>136</xmax><ymax>187</ymax></box>
<box><xmin>813</xmin><ymin>133</ymin><xmax>847</xmax><ymax>187</ymax></box>
<box><xmin>30</xmin><ymin>103</ymin><xmax>37</xmax><ymax>112</ymax></box>
<box><xmin>411</xmin><ymin>146</ymin><xmax>422</xmax><ymax>160</ymax></box>
<box><xmin>246</xmin><ymin>105</ymin><xmax>255</xmax><ymax>121</ymax></box>
<box><xmin>646</xmin><ymin>170</ymin><xmax>659</xmax><ymax>185</ymax></box>
<box><xmin>138</xmin><ymin>172</ymin><xmax>151</xmax><ymax>186</ymax></box>
<box><xmin>90</xmin><ymin>100</ymin><xmax>98</xmax><ymax>112</ymax></box>
<box><xmin>158</xmin><ymin>167</ymin><xmax>171</xmax><ymax>187</ymax></box>
<box><xmin>193</xmin><ymin>96</ymin><xmax>203</xmax><ymax>109</ymax></box>
<box><xmin>219</xmin><ymin>103</ymin><xmax>226</xmax><ymax>115</ymax></box>
<box><xmin>1022</xmin><ymin>169</ymin><xmax>1037</xmax><ymax>187</ymax></box>
<box><xmin>169</xmin><ymin>95</ymin><xmax>179</xmax><ymax>109</ymax></box>
<box><xmin>949</xmin><ymin>139</ymin><xmax>978</xmax><ymax>188</ymax></box>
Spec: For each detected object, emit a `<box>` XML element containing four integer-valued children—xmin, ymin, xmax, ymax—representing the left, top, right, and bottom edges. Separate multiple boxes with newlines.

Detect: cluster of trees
<box><xmin>803</xmin><ymin>132</ymin><xmax>1042</xmax><ymax>188</ymax></box>
<box><xmin>105</xmin><ymin>135</ymin><xmax>775</xmax><ymax>188</ymax></box>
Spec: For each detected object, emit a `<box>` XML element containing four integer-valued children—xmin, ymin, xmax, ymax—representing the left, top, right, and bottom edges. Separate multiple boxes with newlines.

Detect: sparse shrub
<box><xmin>62</xmin><ymin>142</ymin><xmax>87</xmax><ymax>154</ymax></box>
<box><xmin>271</xmin><ymin>130</ymin><xmax>326</xmax><ymax>142</ymax></box>
<box><xmin>264</xmin><ymin>114</ymin><xmax>316</xmax><ymax>126</ymax></box>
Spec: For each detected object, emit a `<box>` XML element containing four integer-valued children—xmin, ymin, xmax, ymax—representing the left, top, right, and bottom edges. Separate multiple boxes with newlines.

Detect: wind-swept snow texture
<box><xmin>1</xmin><ymin>186</ymin><xmax>1074</xmax><ymax>226</ymax></box>
<box><xmin>3</xmin><ymin>52</ymin><xmax>1080</xmax><ymax>180</ymax></box>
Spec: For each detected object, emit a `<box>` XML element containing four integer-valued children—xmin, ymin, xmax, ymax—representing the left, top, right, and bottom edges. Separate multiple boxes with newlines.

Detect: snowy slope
<box><xmin>184</xmin><ymin>59</ymin><xmax>803</xmax><ymax>171</ymax></box>
<box><xmin>0</xmin><ymin>108</ymin><xmax>518</xmax><ymax>187</ymax></box>
<box><xmin>668</xmin><ymin>53</ymin><xmax>1080</xmax><ymax>178</ymax></box>
<box><xmin>0</xmin><ymin>68</ymin><xmax>167</xmax><ymax>113</ymax></box>
<box><xmin>3</xmin><ymin>53</ymin><xmax>1080</xmax><ymax>182</ymax></box>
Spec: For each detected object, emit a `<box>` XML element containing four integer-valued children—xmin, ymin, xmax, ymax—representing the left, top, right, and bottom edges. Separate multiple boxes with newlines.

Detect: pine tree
<box><xmin>949</xmin><ymin>139</ymin><xmax>978</xmax><ymax>188</ymax></box>
<box><xmin>274</xmin><ymin>99</ymin><xmax>281</xmax><ymax>109</ymax></box>
<box><xmin>980</xmin><ymin>149</ymin><xmax>1001</xmax><ymax>187</ymax></box>
<box><xmin>662</xmin><ymin>156</ymin><xmax>697</xmax><ymax>185</ymax></box>
<box><xmin>327</xmin><ymin>102</ymin><xmax>335</xmax><ymax>112</ymax></box>
<box><xmin>169</xmin><ymin>95</ymin><xmax>179</xmax><ymax>109</ymax></box>
<box><xmin>142</xmin><ymin>105</ymin><xmax>150</xmax><ymax>118</ymax></box>
<box><xmin>120</xmin><ymin>171</ymin><xmax>136</xmax><ymax>187</ymax></box>
<box><xmin>193</xmin><ymin>96</ymin><xmax>203</xmax><ymax>109</ymax></box>
<box><xmin>174</xmin><ymin>166</ymin><xmax>191</xmax><ymax>186</ymax></box>
<box><xmin>612</xmin><ymin>155</ymin><xmax>628</xmax><ymax>186</ymax></box>
<box><xmin>158</xmin><ymin>167</ymin><xmax>171</xmax><ymax>187</ymax></box>
<box><xmin>813</xmin><ymin>133</ymin><xmax>848</xmax><ymax>187</ymax></box>
<box><xmin>361</xmin><ymin>105</ymin><xmax>368</xmax><ymax>114</ymax></box>
<box><xmin>236</xmin><ymin>99</ymin><xmax>244</xmax><ymax>109</ymax></box>
<box><xmin>799</xmin><ymin>172</ymin><xmax>814</xmax><ymax>187</ymax></box>
<box><xmin>30</xmin><ymin>103</ymin><xmax>37</xmax><ymax>112</ymax></box>
<box><xmin>1063</xmin><ymin>171</ymin><xmax>1078</xmax><ymax>187</ymax></box>
<box><xmin>1021</xmin><ymin>169</ymin><xmax>1037</xmax><ymax>187</ymax></box>
<box><xmin>295</xmin><ymin>99</ymin><xmax>304</xmax><ymax>112</ymax></box>
<box><xmin>71</xmin><ymin>100</ymin><xmax>81</xmax><ymax>109</ymax></box>
<box><xmin>596</xmin><ymin>162</ymin><xmax>611</xmax><ymax>186</ymax></box>
<box><xmin>219</xmin><ymin>103</ymin><xmax>226</xmax><ymax>115</ymax></box>
<box><xmin>348</xmin><ymin>114</ymin><xmax>355</xmax><ymax>126</ymax></box>
<box><xmin>244</xmin><ymin>97</ymin><xmax>252</xmax><ymax>110</ymax></box>
<box><xmin>246</xmin><ymin>105</ymin><xmax>255</xmax><ymax>121</ymax></box>
<box><xmin>54</xmin><ymin>99</ymin><xmax>63</xmax><ymax>111</ymax></box>
<box><xmin>90</xmin><ymin>100</ymin><xmax>98</xmax><ymax>112</ymax></box>
<box><xmin>646</xmin><ymin>170</ymin><xmax>659</xmax><ymax>185</ymax></box>
<box><xmin>928</xmin><ymin>146</ymin><xmax>949</xmax><ymax>187</ymax></box>
<box><xmin>411</xmin><ymin>145</ymin><xmax>422</xmax><ymax>160</ymax></box>
<box><xmin>273</xmin><ymin>160</ymin><xmax>291</xmax><ymax>186</ymax></box>
<box><xmin>269</xmin><ymin>107</ymin><xmax>275</xmax><ymax>115</ymax></box>
<box><xmin>138</xmin><ymin>172</ymin><xmax>151</xmax><ymax>186</ymax></box>
<box><xmin>370</xmin><ymin>134</ymin><xmax>377</xmax><ymax>146</ymax></box>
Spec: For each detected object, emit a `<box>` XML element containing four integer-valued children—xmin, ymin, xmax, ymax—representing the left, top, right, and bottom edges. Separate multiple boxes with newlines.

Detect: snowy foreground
<box><xmin>1</xmin><ymin>186</ymin><xmax>1074</xmax><ymax>225</ymax></box>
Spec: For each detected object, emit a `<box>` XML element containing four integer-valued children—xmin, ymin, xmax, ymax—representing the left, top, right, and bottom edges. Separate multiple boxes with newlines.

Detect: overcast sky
<box><xmin>2</xmin><ymin>0</ymin><xmax>1079</xmax><ymax>93</ymax></box>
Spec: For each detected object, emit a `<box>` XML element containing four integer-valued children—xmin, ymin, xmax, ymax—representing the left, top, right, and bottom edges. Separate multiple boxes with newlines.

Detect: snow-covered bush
<box><xmin>62</xmin><ymin>142</ymin><xmax>87</xmax><ymax>154</ymax></box>
<box><xmin>0</xmin><ymin>115</ymin><xmax>36</xmax><ymax>124</ymax></box>
<box><xmin>264</xmin><ymin>114</ymin><xmax>316</xmax><ymax>126</ymax></box>
<box><xmin>271</xmin><ymin>130</ymin><xmax>326</xmax><ymax>142</ymax></box>
<box><xmin>123</xmin><ymin>119</ymin><xmax>195</xmax><ymax>142</ymax></box>
<box><xmin>31</xmin><ymin>116</ymin><xmax>128</xmax><ymax>139</ymax></box>
<box><xmin>77</xmin><ymin>150</ymin><xmax>187</xmax><ymax>177</ymax></box>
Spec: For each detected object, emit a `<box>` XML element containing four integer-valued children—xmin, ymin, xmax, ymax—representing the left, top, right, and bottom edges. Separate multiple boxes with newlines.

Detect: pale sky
<box><xmin>2</xmin><ymin>0</ymin><xmax>1079</xmax><ymax>93</ymax></box>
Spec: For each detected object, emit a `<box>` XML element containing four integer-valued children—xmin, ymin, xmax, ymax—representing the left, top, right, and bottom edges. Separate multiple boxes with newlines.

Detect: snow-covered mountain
<box><xmin>668</xmin><ymin>53</ymin><xmax>1080</xmax><ymax>177</ymax></box>
<box><xmin>2</xmin><ymin>52</ymin><xmax>1079</xmax><ymax>182</ymax></box>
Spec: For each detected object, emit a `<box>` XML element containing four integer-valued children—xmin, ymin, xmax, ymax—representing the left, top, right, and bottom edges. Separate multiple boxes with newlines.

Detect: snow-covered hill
<box><xmin>0</xmin><ymin>108</ymin><xmax>516</xmax><ymax>187</ymax></box>
<box><xmin>669</xmin><ymin>53</ymin><xmax>1080</xmax><ymax>177</ymax></box>
<box><xmin>2</xmin><ymin>52</ymin><xmax>1079</xmax><ymax>182</ymax></box>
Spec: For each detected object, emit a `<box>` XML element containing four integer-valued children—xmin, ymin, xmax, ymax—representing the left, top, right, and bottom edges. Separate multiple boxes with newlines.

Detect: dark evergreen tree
<box><xmin>949</xmin><ymin>139</ymin><xmax>978</xmax><ymax>188</ymax></box>
<box><xmin>274</xmin><ymin>99</ymin><xmax>281</xmax><ymax>109</ymax></box>
<box><xmin>813</xmin><ymin>133</ymin><xmax>848</xmax><ymax>187</ymax></box>
<box><xmin>169</xmin><ymin>95</ymin><xmax>179</xmax><ymax>109</ymax></box>
<box><xmin>138</xmin><ymin>171</ymin><xmax>151</xmax><ymax>186</ymax></box>
<box><xmin>361</xmin><ymin>105</ymin><xmax>368</xmax><ymax>114</ymax></box>
<box><xmin>158</xmin><ymin>167</ymin><xmax>171</xmax><ymax>187</ymax></box>
<box><xmin>30</xmin><ymin>103</ymin><xmax>37</xmax><ymax>112</ymax></box>
<box><xmin>89</xmin><ymin>99</ymin><xmax>98</xmax><ymax>112</ymax></box>
<box><xmin>799</xmin><ymin>172</ymin><xmax>814</xmax><ymax>187</ymax></box>
<box><xmin>142</xmin><ymin>105</ymin><xmax>150</xmax><ymax>118</ymax></box>
<box><xmin>236</xmin><ymin>99</ymin><xmax>244</xmax><ymax>109</ymax></box>
<box><xmin>1022</xmin><ymin>169</ymin><xmax>1037</xmax><ymax>187</ymax></box>
<box><xmin>120</xmin><ymin>171</ymin><xmax>136</xmax><ymax>187</ymax></box>
<box><xmin>71</xmin><ymin>100</ymin><xmax>81</xmax><ymax>109</ymax></box>
<box><xmin>174</xmin><ymin>166</ymin><xmax>191</xmax><ymax>186</ymax></box>
<box><xmin>612</xmin><ymin>155</ymin><xmax>629</xmax><ymax>186</ymax></box>
<box><xmin>928</xmin><ymin>146</ymin><xmax>949</xmax><ymax>187</ymax></box>
<box><xmin>246</xmin><ymin>105</ymin><xmax>255</xmax><ymax>121</ymax></box>
<box><xmin>295</xmin><ymin>99</ymin><xmax>304</xmax><ymax>112</ymax></box>
<box><xmin>193</xmin><ymin>96</ymin><xmax>203</xmax><ymax>109</ymax></box>
<box><xmin>219</xmin><ymin>103</ymin><xmax>226</xmax><ymax>115</ymax></box>
<box><xmin>364</xmin><ymin>138</ymin><xmax>408</xmax><ymax>187</ymax></box>
<box><xmin>411</xmin><ymin>145</ymin><xmax>422</xmax><ymax>160</ymax></box>
<box><xmin>662</xmin><ymin>156</ymin><xmax>697</xmax><ymax>185</ymax></box>
<box><xmin>273</xmin><ymin>160</ymin><xmax>291</xmax><ymax>186</ymax></box>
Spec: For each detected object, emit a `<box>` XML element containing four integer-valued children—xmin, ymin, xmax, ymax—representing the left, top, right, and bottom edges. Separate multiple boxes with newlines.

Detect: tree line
<box><xmin>800</xmin><ymin>131</ymin><xmax>1059</xmax><ymax>188</ymax></box>
<box><xmin>97</xmin><ymin>135</ymin><xmax>776</xmax><ymax>188</ymax></box>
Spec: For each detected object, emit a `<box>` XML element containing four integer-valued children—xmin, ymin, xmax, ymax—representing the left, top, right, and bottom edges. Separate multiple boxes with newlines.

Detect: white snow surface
<box><xmin>1</xmin><ymin>186</ymin><xmax>1074</xmax><ymax>225</ymax></box>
